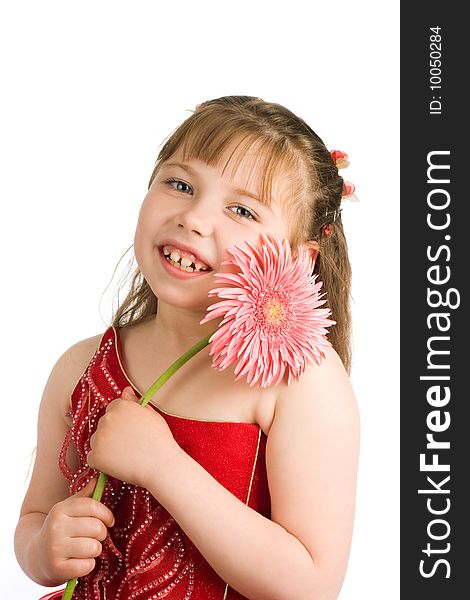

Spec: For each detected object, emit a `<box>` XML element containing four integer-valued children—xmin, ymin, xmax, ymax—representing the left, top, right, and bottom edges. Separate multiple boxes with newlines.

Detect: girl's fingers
<box><xmin>121</xmin><ymin>385</ymin><xmax>138</xmax><ymax>401</ymax></box>
<box><xmin>60</xmin><ymin>557</ymin><xmax>96</xmax><ymax>579</ymax></box>
<box><xmin>66</xmin><ymin>537</ymin><xmax>103</xmax><ymax>559</ymax></box>
<box><xmin>65</xmin><ymin>496</ymin><xmax>115</xmax><ymax>528</ymax></box>
<box><xmin>69</xmin><ymin>516</ymin><xmax>109</xmax><ymax>542</ymax></box>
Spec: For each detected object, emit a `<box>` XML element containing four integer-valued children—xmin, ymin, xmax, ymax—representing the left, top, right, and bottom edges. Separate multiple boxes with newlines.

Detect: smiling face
<box><xmin>134</xmin><ymin>143</ymin><xmax>314</xmax><ymax>313</ymax></box>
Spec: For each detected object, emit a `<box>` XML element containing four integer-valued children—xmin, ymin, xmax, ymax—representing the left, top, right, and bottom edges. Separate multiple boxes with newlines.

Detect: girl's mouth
<box><xmin>158</xmin><ymin>247</ymin><xmax>213</xmax><ymax>278</ymax></box>
<box><xmin>162</xmin><ymin>245</ymin><xmax>211</xmax><ymax>272</ymax></box>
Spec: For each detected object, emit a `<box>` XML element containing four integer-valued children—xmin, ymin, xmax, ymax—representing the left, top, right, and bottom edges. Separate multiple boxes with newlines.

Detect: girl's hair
<box><xmin>113</xmin><ymin>96</ymin><xmax>353</xmax><ymax>373</ymax></box>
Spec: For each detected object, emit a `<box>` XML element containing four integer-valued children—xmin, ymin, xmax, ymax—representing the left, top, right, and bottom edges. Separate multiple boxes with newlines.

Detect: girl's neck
<box><xmin>149</xmin><ymin>302</ymin><xmax>220</xmax><ymax>356</ymax></box>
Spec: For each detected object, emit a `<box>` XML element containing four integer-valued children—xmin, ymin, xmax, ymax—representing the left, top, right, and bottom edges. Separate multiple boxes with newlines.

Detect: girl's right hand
<box><xmin>37</xmin><ymin>478</ymin><xmax>115</xmax><ymax>583</ymax></box>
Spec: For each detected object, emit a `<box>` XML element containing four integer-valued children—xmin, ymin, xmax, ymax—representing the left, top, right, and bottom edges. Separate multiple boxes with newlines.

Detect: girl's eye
<box><xmin>229</xmin><ymin>206</ymin><xmax>256</xmax><ymax>220</ymax></box>
<box><xmin>166</xmin><ymin>178</ymin><xmax>192</xmax><ymax>194</ymax></box>
<box><xmin>164</xmin><ymin>178</ymin><xmax>255</xmax><ymax>221</ymax></box>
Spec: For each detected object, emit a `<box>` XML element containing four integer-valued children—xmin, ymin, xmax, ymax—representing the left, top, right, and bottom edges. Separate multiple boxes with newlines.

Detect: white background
<box><xmin>0</xmin><ymin>1</ymin><xmax>399</xmax><ymax>598</ymax></box>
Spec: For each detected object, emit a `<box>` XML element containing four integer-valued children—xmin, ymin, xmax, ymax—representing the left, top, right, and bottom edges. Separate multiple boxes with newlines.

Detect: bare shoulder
<box><xmin>265</xmin><ymin>347</ymin><xmax>360</xmax><ymax>596</ymax></box>
<box><xmin>57</xmin><ymin>332</ymin><xmax>104</xmax><ymax>375</ymax></box>
<box><xmin>267</xmin><ymin>345</ymin><xmax>360</xmax><ymax>478</ymax></box>
<box><xmin>275</xmin><ymin>345</ymin><xmax>358</xmax><ymax>425</ymax></box>
<box><xmin>44</xmin><ymin>332</ymin><xmax>105</xmax><ymax>417</ymax></box>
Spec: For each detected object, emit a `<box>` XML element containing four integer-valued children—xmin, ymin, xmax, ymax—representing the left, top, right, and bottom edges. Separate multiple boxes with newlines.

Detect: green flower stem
<box><xmin>61</xmin><ymin>331</ymin><xmax>214</xmax><ymax>600</ymax></box>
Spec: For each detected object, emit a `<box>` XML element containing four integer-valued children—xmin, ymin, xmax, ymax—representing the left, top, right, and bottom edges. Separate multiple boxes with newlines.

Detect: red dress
<box><xmin>40</xmin><ymin>327</ymin><xmax>271</xmax><ymax>600</ymax></box>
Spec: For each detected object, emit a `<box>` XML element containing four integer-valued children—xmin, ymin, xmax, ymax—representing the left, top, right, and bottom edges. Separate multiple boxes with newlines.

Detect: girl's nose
<box><xmin>176</xmin><ymin>199</ymin><xmax>214</xmax><ymax>237</ymax></box>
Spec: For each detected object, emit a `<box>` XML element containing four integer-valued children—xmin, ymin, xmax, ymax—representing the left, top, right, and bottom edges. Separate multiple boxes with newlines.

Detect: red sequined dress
<box><xmin>39</xmin><ymin>327</ymin><xmax>271</xmax><ymax>600</ymax></box>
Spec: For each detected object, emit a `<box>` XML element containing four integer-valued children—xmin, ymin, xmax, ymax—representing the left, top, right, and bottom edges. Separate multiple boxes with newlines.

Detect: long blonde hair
<box><xmin>113</xmin><ymin>96</ymin><xmax>353</xmax><ymax>373</ymax></box>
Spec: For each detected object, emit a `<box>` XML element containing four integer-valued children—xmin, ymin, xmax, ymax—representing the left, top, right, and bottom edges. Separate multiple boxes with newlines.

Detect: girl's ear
<box><xmin>294</xmin><ymin>239</ymin><xmax>320</xmax><ymax>264</ymax></box>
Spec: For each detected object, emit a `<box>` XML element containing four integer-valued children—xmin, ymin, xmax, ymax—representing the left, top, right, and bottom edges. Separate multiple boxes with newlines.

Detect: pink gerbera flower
<box><xmin>200</xmin><ymin>233</ymin><xmax>336</xmax><ymax>387</ymax></box>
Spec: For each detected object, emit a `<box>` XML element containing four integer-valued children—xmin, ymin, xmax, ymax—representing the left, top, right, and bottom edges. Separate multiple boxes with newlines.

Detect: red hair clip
<box><xmin>330</xmin><ymin>149</ymin><xmax>350</xmax><ymax>169</ymax></box>
<box><xmin>330</xmin><ymin>149</ymin><xmax>359</xmax><ymax>202</ymax></box>
<box><xmin>342</xmin><ymin>181</ymin><xmax>355</xmax><ymax>196</ymax></box>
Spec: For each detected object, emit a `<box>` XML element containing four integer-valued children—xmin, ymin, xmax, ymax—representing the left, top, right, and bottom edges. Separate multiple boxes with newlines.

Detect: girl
<box><xmin>14</xmin><ymin>96</ymin><xmax>360</xmax><ymax>600</ymax></box>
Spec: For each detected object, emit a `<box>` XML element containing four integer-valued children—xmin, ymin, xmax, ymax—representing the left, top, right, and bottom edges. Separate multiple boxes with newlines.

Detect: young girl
<box><xmin>14</xmin><ymin>96</ymin><xmax>360</xmax><ymax>600</ymax></box>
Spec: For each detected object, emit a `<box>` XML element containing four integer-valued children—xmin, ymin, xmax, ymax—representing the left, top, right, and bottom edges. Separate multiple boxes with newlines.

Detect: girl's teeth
<box><xmin>162</xmin><ymin>245</ymin><xmax>210</xmax><ymax>272</ymax></box>
<box><xmin>164</xmin><ymin>254</ymin><xmax>205</xmax><ymax>272</ymax></box>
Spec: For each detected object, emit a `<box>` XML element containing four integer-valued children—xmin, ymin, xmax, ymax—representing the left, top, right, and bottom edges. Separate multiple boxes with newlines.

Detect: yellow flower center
<box><xmin>266</xmin><ymin>300</ymin><xmax>284</xmax><ymax>324</ymax></box>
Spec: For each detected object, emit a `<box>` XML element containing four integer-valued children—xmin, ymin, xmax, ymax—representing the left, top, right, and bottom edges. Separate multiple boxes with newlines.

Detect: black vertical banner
<box><xmin>401</xmin><ymin>3</ymin><xmax>468</xmax><ymax>599</ymax></box>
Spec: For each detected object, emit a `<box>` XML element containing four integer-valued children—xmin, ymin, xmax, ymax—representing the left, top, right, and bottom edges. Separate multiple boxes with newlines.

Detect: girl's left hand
<box><xmin>87</xmin><ymin>386</ymin><xmax>179</xmax><ymax>489</ymax></box>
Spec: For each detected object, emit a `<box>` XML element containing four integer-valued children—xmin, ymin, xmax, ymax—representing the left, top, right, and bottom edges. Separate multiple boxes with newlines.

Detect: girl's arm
<box><xmin>145</xmin><ymin>347</ymin><xmax>359</xmax><ymax>600</ymax></box>
<box><xmin>14</xmin><ymin>335</ymin><xmax>114</xmax><ymax>586</ymax></box>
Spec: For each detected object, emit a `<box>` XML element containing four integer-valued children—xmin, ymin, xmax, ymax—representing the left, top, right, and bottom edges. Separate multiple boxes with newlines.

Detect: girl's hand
<box><xmin>87</xmin><ymin>386</ymin><xmax>178</xmax><ymax>489</ymax></box>
<box><xmin>37</xmin><ymin>478</ymin><xmax>114</xmax><ymax>583</ymax></box>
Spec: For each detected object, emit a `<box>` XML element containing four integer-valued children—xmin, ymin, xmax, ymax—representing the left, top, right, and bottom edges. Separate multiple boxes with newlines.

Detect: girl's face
<box><xmin>134</xmin><ymin>145</ymin><xmax>312</xmax><ymax>313</ymax></box>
